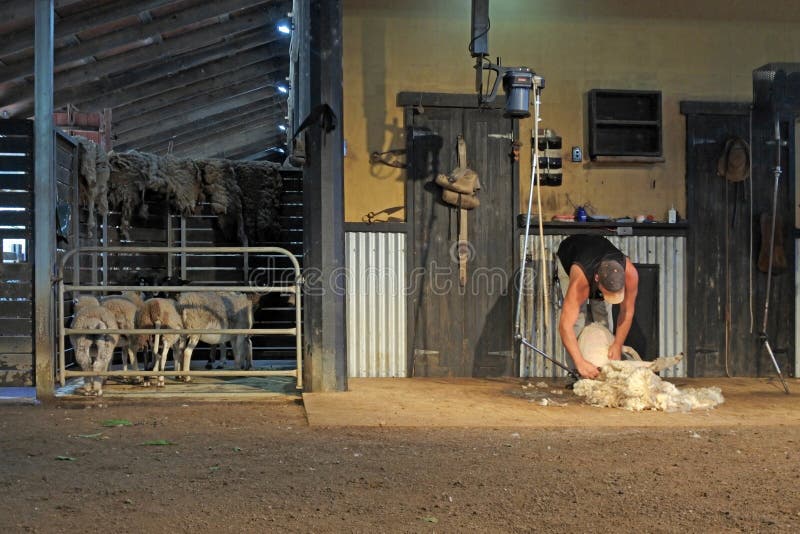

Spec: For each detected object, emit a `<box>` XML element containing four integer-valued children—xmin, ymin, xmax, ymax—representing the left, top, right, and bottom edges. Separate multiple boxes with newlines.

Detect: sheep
<box><xmin>99</xmin><ymin>291</ymin><xmax>146</xmax><ymax>380</ymax></box>
<box><xmin>176</xmin><ymin>291</ymin><xmax>258</xmax><ymax>381</ymax></box>
<box><xmin>571</xmin><ymin>322</ymin><xmax>724</xmax><ymax>411</ymax></box>
<box><xmin>69</xmin><ymin>296</ymin><xmax>119</xmax><ymax>396</ymax></box>
<box><xmin>135</xmin><ymin>298</ymin><xmax>184</xmax><ymax>387</ymax></box>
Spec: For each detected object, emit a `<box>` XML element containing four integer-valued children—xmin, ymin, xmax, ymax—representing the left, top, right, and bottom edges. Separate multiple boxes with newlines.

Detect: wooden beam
<box><xmin>113</xmin><ymin>79</ymin><xmax>280</xmax><ymax>143</ymax></box>
<box><xmin>166</xmin><ymin>110</ymin><xmax>284</xmax><ymax>149</ymax></box>
<box><xmin>2</xmin><ymin>12</ymin><xmax>280</xmax><ymax>111</ymax></box>
<box><xmin>4</xmin><ymin>43</ymin><xmax>286</xmax><ymax>119</ymax></box>
<box><xmin>124</xmin><ymin>104</ymin><xmax>284</xmax><ymax>153</ymax></box>
<box><xmin>0</xmin><ymin>0</ymin><xmax>175</xmax><ymax>57</ymax></box>
<box><xmin>80</xmin><ymin>48</ymin><xmax>284</xmax><ymax>115</ymax></box>
<box><xmin>235</xmin><ymin>147</ymin><xmax>287</xmax><ymax>161</ymax></box>
<box><xmin>303</xmin><ymin>0</ymin><xmax>347</xmax><ymax>391</ymax></box>
<box><xmin>0</xmin><ymin>0</ymin><xmax>178</xmax><ymax>58</ymax></box>
<box><xmin>166</xmin><ymin>120</ymin><xmax>282</xmax><ymax>155</ymax></box>
<box><xmin>201</xmin><ymin>135</ymin><xmax>286</xmax><ymax>160</ymax></box>
<box><xmin>112</xmin><ymin>60</ymin><xmax>280</xmax><ymax>122</ymax></box>
<box><xmin>115</xmin><ymin>89</ymin><xmax>283</xmax><ymax>145</ymax></box>
<box><xmin>0</xmin><ymin>0</ymin><xmax>283</xmax><ymax>87</ymax></box>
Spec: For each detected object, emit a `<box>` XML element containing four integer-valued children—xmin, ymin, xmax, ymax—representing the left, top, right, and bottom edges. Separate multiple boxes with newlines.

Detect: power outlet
<box><xmin>616</xmin><ymin>226</ymin><xmax>633</xmax><ymax>236</ymax></box>
<box><xmin>571</xmin><ymin>146</ymin><xmax>582</xmax><ymax>162</ymax></box>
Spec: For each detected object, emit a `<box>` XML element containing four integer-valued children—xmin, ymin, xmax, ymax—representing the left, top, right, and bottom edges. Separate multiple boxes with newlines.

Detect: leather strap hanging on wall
<box><xmin>434</xmin><ymin>135</ymin><xmax>480</xmax><ymax>286</ymax></box>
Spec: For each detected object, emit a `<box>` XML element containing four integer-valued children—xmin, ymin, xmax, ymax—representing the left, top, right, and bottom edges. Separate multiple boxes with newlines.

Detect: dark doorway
<box><xmin>613</xmin><ymin>263</ymin><xmax>659</xmax><ymax>360</ymax></box>
<box><xmin>401</xmin><ymin>93</ymin><xmax>519</xmax><ymax>377</ymax></box>
<box><xmin>681</xmin><ymin>101</ymin><xmax>795</xmax><ymax>377</ymax></box>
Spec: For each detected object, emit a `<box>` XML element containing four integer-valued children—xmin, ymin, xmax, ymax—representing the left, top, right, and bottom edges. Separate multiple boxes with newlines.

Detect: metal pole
<box><xmin>759</xmin><ymin>113</ymin><xmax>790</xmax><ymax>394</ymax></box>
<box><xmin>34</xmin><ymin>0</ymin><xmax>55</xmax><ymax>400</ymax></box>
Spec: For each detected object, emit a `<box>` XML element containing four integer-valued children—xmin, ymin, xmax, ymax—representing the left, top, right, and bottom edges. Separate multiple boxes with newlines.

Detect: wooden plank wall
<box><xmin>0</xmin><ymin>120</ymin><xmax>34</xmax><ymax>385</ymax></box>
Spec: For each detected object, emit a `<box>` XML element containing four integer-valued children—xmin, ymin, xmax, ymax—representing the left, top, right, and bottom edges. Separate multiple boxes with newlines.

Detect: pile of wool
<box><xmin>572</xmin><ymin>322</ymin><xmax>724</xmax><ymax>412</ymax></box>
<box><xmin>573</xmin><ymin>358</ymin><xmax>725</xmax><ymax>412</ymax></box>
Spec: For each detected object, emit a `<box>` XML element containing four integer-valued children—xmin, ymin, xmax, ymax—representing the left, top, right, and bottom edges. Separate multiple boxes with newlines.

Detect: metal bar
<box><xmin>519</xmin><ymin>338</ymin><xmax>579</xmax><ymax>380</ymax></box>
<box><xmin>166</xmin><ymin>211</ymin><xmax>173</xmax><ymax>276</ymax></box>
<box><xmin>34</xmin><ymin>0</ymin><xmax>56</xmax><ymax>400</ymax></box>
<box><xmin>64</xmin><ymin>285</ymin><xmax>294</xmax><ymax>293</ymax></box>
<box><xmin>58</xmin><ymin>274</ymin><xmax>65</xmax><ymax>387</ymax></box>
<box><xmin>102</xmin><ymin>212</ymin><xmax>108</xmax><ymax>284</ymax></box>
<box><xmin>295</xmin><ymin>278</ymin><xmax>303</xmax><ymax>389</ymax></box>
<box><xmin>59</xmin><ymin>245</ymin><xmax>302</xmax><ymax>271</ymax></box>
<box><xmin>65</xmin><ymin>370</ymin><xmax>297</xmax><ymax>378</ymax></box>
<box><xmin>180</xmin><ymin>215</ymin><xmax>187</xmax><ymax>279</ymax></box>
<box><xmin>67</xmin><ymin>328</ymin><xmax>297</xmax><ymax>336</ymax></box>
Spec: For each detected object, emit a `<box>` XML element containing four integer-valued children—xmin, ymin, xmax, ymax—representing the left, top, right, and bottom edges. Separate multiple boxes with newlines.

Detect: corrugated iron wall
<box><xmin>345</xmin><ymin>231</ymin><xmax>407</xmax><ymax>377</ymax></box>
<box><xmin>520</xmin><ymin>234</ymin><xmax>687</xmax><ymax>378</ymax></box>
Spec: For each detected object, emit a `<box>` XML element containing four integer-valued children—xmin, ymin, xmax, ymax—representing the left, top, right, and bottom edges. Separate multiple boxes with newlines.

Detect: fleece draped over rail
<box><xmin>76</xmin><ymin>141</ymin><xmax>282</xmax><ymax>243</ymax></box>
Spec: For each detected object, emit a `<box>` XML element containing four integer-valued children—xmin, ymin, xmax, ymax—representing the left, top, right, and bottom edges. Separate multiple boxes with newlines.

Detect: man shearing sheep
<box><xmin>556</xmin><ymin>234</ymin><xmax>639</xmax><ymax>379</ymax></box>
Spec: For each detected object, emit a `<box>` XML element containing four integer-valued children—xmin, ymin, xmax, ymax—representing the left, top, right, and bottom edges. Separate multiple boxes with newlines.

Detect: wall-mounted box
<box><xmin>588</xmin><ymin>89</ymin><xmax>663</xmax><ymax>162</ymax></box>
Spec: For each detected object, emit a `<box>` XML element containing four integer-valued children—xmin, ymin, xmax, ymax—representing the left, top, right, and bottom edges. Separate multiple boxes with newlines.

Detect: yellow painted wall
<box><xmin>343</xmin><ymin>0</ymin><xmax>800</xmax><ymax>222</ymax></box>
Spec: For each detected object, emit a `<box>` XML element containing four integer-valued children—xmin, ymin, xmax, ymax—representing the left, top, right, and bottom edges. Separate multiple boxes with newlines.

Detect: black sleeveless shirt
<box><xmin>557</xmin><ymin>235</ymin><xmax>626</xmax><ymax>300</ymax></box>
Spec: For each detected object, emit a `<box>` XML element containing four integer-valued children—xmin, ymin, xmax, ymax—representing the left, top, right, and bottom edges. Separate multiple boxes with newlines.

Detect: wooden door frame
<box><xmin>398</xmin><ymin>92</ymin><xmax>520</xmax><ymax>376</ymax></box>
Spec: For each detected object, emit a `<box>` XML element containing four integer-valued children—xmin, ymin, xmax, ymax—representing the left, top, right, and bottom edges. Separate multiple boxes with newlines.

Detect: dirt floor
<box><xmin>1</xmin><ymin>377</ymin><xmax>800</xmax><ymax>533</ymax></box>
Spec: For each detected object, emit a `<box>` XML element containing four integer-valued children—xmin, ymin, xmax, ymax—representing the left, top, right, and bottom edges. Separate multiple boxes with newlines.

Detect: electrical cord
<box><xmin>468</xmin><ymin>18</ymin><xmax>490</xmax><ymax>55</ymax></box>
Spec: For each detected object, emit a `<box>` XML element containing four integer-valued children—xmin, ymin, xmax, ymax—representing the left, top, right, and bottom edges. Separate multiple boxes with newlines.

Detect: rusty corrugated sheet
<box><xmin>345</xmin><ymin>232</ymin><xmax>407</xmax><ymax>377</ymax></box>
<box><xmin>520</xmin><ymin>234</ymin><xmax>687</xmax><ymax>378</ymax></box>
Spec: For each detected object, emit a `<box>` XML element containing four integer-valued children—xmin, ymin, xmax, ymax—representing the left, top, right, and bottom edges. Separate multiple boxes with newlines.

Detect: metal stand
<box><xmin>513</xmin><ymin>78</ymin><xmax>576</xmax><ymax>380</ymax></box>
<box><xmin>759</xmin><ymin>114</ymin><xmax>790</xmax><ymax>394</ymax></box>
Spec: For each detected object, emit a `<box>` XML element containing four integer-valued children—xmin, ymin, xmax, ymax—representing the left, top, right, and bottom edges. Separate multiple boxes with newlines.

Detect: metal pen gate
<box><xmin>57</xmin><ymin>246</ymin><xmax>303</xmax><ymax>389</ymax></box>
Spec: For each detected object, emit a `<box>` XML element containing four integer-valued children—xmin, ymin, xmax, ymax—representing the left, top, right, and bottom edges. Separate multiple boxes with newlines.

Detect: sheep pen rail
<box><xmin>57</xmin><ymin>246</ymin><xmax>303</xmax><ymax>390</ymax></box>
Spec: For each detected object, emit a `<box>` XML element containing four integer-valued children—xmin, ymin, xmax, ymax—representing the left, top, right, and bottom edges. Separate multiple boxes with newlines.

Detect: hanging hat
<box><xmin>717</xmin><ymin>137</ymin><xmax>750</xmax><ymax>183</ymax></box>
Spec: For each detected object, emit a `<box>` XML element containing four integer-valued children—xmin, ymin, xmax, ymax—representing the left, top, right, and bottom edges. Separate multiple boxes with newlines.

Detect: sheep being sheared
<box><xmin>69</xmin><ymin>296</ymin><xmax>119</xmax><ymax>396</ymax></box>
<box><xmin>135</xmin><ymin>298</ymin><xmax>184</xmax><ymax>387</ymax></box>
<box><xmin>176</xmin><ymin>291</ymin><xmax>258</xmax><ymax>381</ymax></box>
<box><xmin>571</xmin><ymin>322</ymin><xmax>724</xmax><ymax>412</ymax></box>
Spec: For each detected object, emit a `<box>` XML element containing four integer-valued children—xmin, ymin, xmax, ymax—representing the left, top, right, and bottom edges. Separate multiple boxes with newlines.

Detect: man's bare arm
<box><xmin>558</xmin><ymin>265</ymin><xmax>599</xmax><ymax>379</ymax></box>
<box><xmin>609</xmin><ymin>259</ymin><xmax>639</xmax><ymax>360</ymax></box>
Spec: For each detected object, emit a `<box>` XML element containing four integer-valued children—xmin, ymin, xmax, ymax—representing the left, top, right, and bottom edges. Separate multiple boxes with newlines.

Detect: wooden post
<box><xmin>302</xmin><ymin>0</ymin><xmax>347</xmax><ymax>391</ymax></box>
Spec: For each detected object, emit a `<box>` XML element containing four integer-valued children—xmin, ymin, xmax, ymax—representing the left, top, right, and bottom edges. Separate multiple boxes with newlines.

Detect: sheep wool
<box><xmin>572</xmin><ymin>322</ymin><xmax>724</xmax><ymax>412</ymax></box>
<box><xmin>573</xmin><ymin>360</ymin><xmax>725</xmax><ymax>412</ymax></box>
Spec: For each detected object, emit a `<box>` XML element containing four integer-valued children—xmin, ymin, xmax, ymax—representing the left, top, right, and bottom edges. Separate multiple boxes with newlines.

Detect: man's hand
<box><xmin>608</xmin><ymin>343</ymin><xmax>623</xmax><ymax>361</ymax></box>
<box><xmin>576</xmin><ymin>360</ymin><xmax>600</xmax><ymax>379</ymax></box>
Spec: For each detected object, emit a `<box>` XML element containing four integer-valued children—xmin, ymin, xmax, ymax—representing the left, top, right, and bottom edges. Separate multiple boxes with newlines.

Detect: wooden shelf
<box><xmin>591</xmin><ymin>155</ymin><xmax>665</xmax><ymax>163</ymax></box>
<box><xmin>588</xmin><ymin>89</ymin><xmax>662</xmax><ymax>160</ymax></box>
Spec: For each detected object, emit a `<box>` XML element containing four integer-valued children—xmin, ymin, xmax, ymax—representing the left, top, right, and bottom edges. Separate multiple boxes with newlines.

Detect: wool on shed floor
<box><xmin>302</xmin><ymin>377</ymin><xmax>800</xmax><ymax>428</ymax></box>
